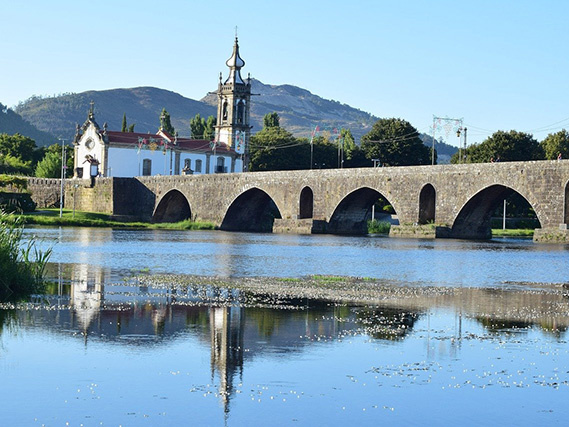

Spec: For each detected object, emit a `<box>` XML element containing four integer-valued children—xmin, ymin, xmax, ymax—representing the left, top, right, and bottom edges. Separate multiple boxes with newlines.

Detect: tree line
<box><xmin>250</xmin><ymin>113</ymin><xmax>569</xmax><ymax>171</ymax></box>
<box><xmin>1</xmin><ymin>110</ymin><xmax>567</xmax><ymax>178</ymax></box>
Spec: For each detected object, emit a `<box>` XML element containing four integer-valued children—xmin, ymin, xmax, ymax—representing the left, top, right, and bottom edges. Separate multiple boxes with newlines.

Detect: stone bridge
<box><xmin>59</xmin><ymin>160</ymin><xmax>569</xmax><ymax>242</ymax></box>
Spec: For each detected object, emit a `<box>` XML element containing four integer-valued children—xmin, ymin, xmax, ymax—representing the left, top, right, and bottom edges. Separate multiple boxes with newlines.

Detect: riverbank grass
<box><xmin>491</xmin><ymin>228</ymin><xmax>534</xmax><ymax>237</ymax></box>
<box><xmin>0</xmin><ymin>212</ymin><xmax>51</xmax><ymax>300</ymax></box>
<box><xmin>367</xmin><ymin>219</ymin><xmax>391</xmax><ymax>234</ymax></box>
<box><xmin>14</xmin><ymin>209</ymin><xmax>217</xmax><ymax>230</ymax></box>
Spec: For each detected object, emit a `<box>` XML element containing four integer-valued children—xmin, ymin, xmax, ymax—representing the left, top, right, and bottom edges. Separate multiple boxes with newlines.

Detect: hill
<box><xmin>15</xmin><ymin>80</ymin><xmax>379</xmax><ymax>143</ymax></box>
<box><xmin>0</xmin><ymin>103</ymin><xmax>59</xmax><ymax>147</ymax></box>
<box><xmin>14</xmin><ymin>83</ymin><xmax>457</xmax><ymax>160</ymax></box>
<box><xmin>202</xmin><ymin>79</ymin><xmax>378</xmax><ymax>140</ymax></box>
<box><xmin>14</xmin><ymin>88</ymin><xmax>215</xmax><ymax>144</ymax></box>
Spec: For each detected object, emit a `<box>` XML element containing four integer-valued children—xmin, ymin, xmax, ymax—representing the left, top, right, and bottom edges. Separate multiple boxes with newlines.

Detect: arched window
<box><xmin>237</xmin><ymin>101</ymin><xmax>244</xmax><ymax>124</ymax></box>
<box><xmin>222</xmin><ymin>101</ymin><xmax>228</xmax><ymax>121</ymax></box>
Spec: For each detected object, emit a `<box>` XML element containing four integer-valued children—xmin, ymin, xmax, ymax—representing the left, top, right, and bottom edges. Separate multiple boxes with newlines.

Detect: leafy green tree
<box><xmin>128</xmin><ymin>124</ymin><xmax>135</xmax><ymax>133</ymax></box>
<box><xmin>160</xmin><ymin>108</ymin><xmax>175</xmax><ymax>135</ymax></box>
<box><xmin>250</xmin><ymin>126</ymin><xmax>307</xmax><ymax>171</ymax></box>
<box><xmin>35</xmin><ymin>151</ymin><xmax>62</xmax><ymax>178</ymax></box>
<box><xmin>35</xmin><ymin>143</ymin><xmax>73</xmax><ymax>178</ymax></box>
<box><xmin>190</xmin><ymin>113</ymin><xmax>206</xmax><ymax>139</ymax></box>
<box><xmin>361</xmin><ymin>118</ymin><xmax>431</xmax><ymax>166</ymax></box>
<box><xmin>455</xmin><ymin>130</ymin><xmax>543</xmax><ymax>163</ymax></box>
<box><xmin>0</xmin><ymin>155</ymin><xmax>33</xmax><ymax>175</ymax></box>
<box><xmin>121</xmin><ymin>113</ymin><xmax>128</xmax><ymax>132</ymax></box>
<box><xmin>339</xmin><ymin>128</ymin><xmax>356</xmax><ymax>160</ymax></box>
<box><xmin>0</xmin><ymin>133</ymin><xmax>36</xmax><ymax>163</ymax></box>
<box><xmin>203</xmin><ymin>115</ymin><xmax>216</xmax><ymax>140</ymax></box>
<box><xmin>263</xmin><ymin>112</ymin><xmax>280</xmax><ymax>129</ymax></box>
<box><xmin>310</xmin><ymin>135</ymin><xmax>340</xmax><ymax>169</ymax></box>
<box><xmin>540</xmin><ymin>129</ymin><xmax>569</xmax><ymax>160</ymax></box>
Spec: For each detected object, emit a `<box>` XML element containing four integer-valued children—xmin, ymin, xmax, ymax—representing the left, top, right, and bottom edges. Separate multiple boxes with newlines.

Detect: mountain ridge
<box><xmin>7</xmin><ymin>81</ymin><xmax>458</xmax><ymax>161</ymax></box>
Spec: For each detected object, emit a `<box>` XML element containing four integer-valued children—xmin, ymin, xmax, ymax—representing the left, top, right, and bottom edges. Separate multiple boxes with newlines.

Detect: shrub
<box><xmin>368</xmin><ymin>219</ymin><xmax>391</xmax><ymax>234</ymax></box>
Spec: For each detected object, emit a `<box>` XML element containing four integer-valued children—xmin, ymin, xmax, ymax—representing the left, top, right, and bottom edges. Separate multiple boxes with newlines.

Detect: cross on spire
<box><xmin>89</xmin><ymin>100</ymin><xmax>95</xmax><ymax>119</ymax></box>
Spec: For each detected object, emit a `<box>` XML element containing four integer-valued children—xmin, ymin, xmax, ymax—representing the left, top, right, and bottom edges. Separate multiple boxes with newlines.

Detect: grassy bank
<box><xmin>0</xmin><ymin>212</ymin><xmax>51</xmax><ymax>300</ymax></box>
<box><xmin>367</xmin><ymin>219</ymin><xmax>391</xmax><ymax>234</ymax></box>
<box><xmin>491</xmin><ymin>228</ymin><xmax>534</xmax><ymax>237</ymax></box>
<box><xmin>12</xmin><ymin>209</ymin><xmax>217</xmax><ymax>230</ymax></box>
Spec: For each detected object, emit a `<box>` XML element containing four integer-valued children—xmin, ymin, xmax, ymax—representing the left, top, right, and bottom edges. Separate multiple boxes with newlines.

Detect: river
<box><xmin>1</xmin><ymin>227</ymin><xmax>568</xmax><ymax>425</ymax></box>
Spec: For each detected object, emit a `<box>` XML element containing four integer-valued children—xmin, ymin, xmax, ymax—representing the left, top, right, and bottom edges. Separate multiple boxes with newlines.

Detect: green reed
<box><xmin>0</xmin><ymin>212</ymin><xmax>52</xmax><ymax>300</ymax></box>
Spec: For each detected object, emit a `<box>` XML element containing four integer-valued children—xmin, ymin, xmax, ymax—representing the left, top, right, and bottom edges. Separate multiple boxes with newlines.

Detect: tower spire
<box><xmin>225</xmin><ymin>37</ymin><xmax>245</xmax><ymax>85</ymax></box>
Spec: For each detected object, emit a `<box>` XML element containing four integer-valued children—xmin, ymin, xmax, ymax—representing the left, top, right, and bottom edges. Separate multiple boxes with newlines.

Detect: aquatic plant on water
<box><xmin>0</xmin><ymin>212</ymin><xmax>52</xmax><ymax>300</ymax></box>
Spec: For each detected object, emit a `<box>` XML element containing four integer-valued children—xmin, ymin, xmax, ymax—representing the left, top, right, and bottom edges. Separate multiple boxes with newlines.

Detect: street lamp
<box><xmin>59</xmin><ymin>138</ymin><xmax>66</xmax><ymax>218</ymax></box>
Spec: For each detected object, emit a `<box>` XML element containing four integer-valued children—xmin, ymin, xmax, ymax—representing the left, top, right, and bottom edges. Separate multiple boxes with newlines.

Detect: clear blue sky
<box><xmin>1</xmin><ymin>0</ymin><xmax>568</xmax><ymax>145</ymax></box>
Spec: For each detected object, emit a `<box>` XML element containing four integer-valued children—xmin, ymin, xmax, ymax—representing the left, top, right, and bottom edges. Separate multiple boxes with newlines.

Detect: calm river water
<box><xmin>1</xmin><ymin>227</ymin><xmax>569</xmax><ymax>426</ymax></box>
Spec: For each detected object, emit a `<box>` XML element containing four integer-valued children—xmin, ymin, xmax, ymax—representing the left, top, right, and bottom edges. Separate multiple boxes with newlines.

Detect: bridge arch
<box><xmin>565</xmin><ymin>180</ymin><xmax>569</xmax><ymax>224</ymax></box>
<box><xmin>221</xmin><ymin>187</ymin><xmax>282</xmax><ymax>232</ymax></box>
<box><xmin>299</xmin><ymin>186</ymin><xmax>314</xmax><ymax>219</ymax></box>
<box><xmin>418</xmin><ymin>183</ymin><xmax>436</xmax><ymax>224</ymax></box>
<box><xmin>153</xmin><ymin>189</ymin><xmax>191</xmax><ymax>223</ymax></box>
<box><xmin>328</xmin><ymin>187</ymin><xmax>398</xmax><ymax>234</ymax></box>
<box><xmin>451</xmin><ymin>184</ymin><xmax>542</xmax><ymax>239</ymax></box>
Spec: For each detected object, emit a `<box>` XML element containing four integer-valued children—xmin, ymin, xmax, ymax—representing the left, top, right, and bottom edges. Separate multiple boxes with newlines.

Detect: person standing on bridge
<box><xmin>558</xmin><ymin>152</ymin><xmax>562</xmax><ymax>161</ymax></box>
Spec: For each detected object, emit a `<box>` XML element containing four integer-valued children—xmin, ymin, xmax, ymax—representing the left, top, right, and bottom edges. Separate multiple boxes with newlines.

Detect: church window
<box><xmin>142</xmin><ymin>159</ymin><xmax>152</xmax><ymax>176</ymax></box>
<box><xmin>216</xmin><ymin>157</ymin><xmax>226</xmax><ymax>173</ymax></box>
<box><xmin>237</xmin><ymin>101</ymin><xmax>244</xmax><ymax>124</ymax></box>
<box><xmin>195</xmin><ymin>159</ymin><xmax>202</xmax><ymax>173</ymax></box>
<box><xmin>222</xmin><ymin>101</ymin><xmax>228</xmax><ymax>121</ymax></box>
<box><xmin>184</xmin><ymin>158</ymin><xmax>191</xmax><ymax>170</ymax></box>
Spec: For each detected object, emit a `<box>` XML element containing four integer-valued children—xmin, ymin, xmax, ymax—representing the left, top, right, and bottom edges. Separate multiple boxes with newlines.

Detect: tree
<box><xmin>160</xmin><ymin>108</ymin><xmax>175</xmax><ymax>135</ymax></box>
<box><xmin>203</xmin><ymin>115</ymin><xmax>216</xmax><ymax>140</ymax></box>
<box><xmin>540</xmin><ymin>129</ymin><xmax>569</xmax><ymax>160</ymax></box>
<box><xmin>0</xmin><ymin>155</ymin><xmax>33</xmax><ymax>175</ymax></box>
<box><xmin>456</xmin><ymin>130</ymin><xmax>543</xmax><ymax>163</ymax></box>
<box><xmin>35</xmin><ymin>143</ymin><xmax>74</xmax><ymax>178</ymax></box>
<box><xmin>0</xmin><ymin>133</ymin><xmax>36</xmax><ymax>163</ymax></box>
<box><xmin>121</xmin><ymin>113</ymin><xmax>128</xmax><ymax>132</ymax></box>
<box><xmin>190</xmin><ymin>113</ymin><xmax>206</xmax><ymax>139</ymax></box>
<box><xmin>263</xmin><ymin>112</ymin><xmax>280</xmax><ymax>129</ymax></box>
<box><xmin>249</xmin><ymin>126</ymin><xmax>307</xmax><ymax>171</ymax></box>
<box><xmin>128</xmin><ymin>124</ymin><xmax>135</xmax><ymax>133</ymax></box>
<box><xmin>35</xmin><ymin>151</ymin><xmax>62</xmax><ymax>178</ymax></box>
<box><xmin>361</xmin><ymin>118</ymin><xmax>431</xmax><ymax>166</ymax></box>
<box><xmin>339</xmin><ymin>128</ymin><xmax>356</xmax><ymax>160</ymax></box>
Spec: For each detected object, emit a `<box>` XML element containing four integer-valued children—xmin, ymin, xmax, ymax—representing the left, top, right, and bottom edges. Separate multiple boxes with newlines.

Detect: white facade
<box><xmin>72</xmin><ymin>39</ymin><xmax>251</xmax><ymax>180</ymax></box>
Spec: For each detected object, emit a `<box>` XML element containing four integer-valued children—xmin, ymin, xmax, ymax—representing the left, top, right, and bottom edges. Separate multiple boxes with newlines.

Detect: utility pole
<box><xmin>59</xmin><ymin>138</ymin><xmax>66</xmax><ymax>218</ymax></box>
<box><xmin>463</xmin><ymin>127</ymin><xmax>468</xmax><ymax>162</ymax></box>
<box><xmin>432</xmin><ymin>116</ymin><xmax>464</xmax><ymax>165</ymax></box>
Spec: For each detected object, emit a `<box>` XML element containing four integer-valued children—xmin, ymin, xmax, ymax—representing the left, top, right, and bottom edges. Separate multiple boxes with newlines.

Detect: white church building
<box><xmin>72</xmin><ymin>38</ymin><xmax>252</xmax><ymax>179</ymax></box>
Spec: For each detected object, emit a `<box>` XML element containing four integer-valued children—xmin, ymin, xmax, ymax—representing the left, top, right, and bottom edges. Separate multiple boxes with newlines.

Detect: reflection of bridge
<box><xmin>56</xmin><ymin>160</ymin><xmax>569</xmax><ymax>241</ymax></box>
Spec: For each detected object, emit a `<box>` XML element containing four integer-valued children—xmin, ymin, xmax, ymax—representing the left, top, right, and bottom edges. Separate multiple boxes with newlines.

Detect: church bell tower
<box><xmin>215</xmin><ymin>37</ymin><xmax>252</xmax><ymax>172</ymax></box>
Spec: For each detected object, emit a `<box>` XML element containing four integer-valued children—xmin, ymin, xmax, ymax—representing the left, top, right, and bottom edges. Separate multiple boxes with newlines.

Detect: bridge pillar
<box><xmin>533</xmin><ymin>224</ymin><xmax>569</xmax><ymax>243</ymax></box>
